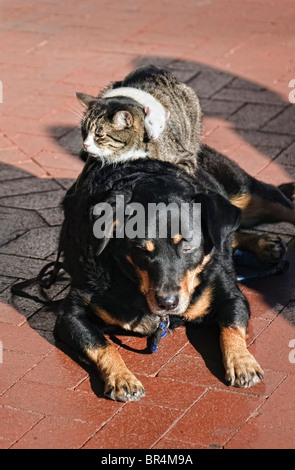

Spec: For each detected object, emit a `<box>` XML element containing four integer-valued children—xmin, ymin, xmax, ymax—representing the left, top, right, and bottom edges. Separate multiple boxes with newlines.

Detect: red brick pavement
<box><xmin>0</xmin><ymin>0</ymin><xmax>295</xmax><ymax>450</ymax></box>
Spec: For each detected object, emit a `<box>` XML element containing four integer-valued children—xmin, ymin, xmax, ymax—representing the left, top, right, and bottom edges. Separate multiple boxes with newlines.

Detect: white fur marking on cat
<box><xmin>103</xmin><ymin>87</ymin><xmax>170</xmax><ymax>141</ymax></box>
<box><xmin>83</xmin><ymin>132</ymin><xmax>148</xmax><ymax>161</ymax></box>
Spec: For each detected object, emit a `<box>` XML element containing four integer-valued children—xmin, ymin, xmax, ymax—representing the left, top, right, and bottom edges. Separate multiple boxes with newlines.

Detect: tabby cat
<box><xmin>76</xmin><ymin>65</ymin><xmax>202</xmax><ymax>175</ymax></box>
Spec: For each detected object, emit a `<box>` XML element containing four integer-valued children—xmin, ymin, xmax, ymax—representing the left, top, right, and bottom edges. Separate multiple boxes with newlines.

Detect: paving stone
<box><xmin>188</xmin><ymin>69</ymin><xmax>234</xmax><ymax>99</ymax></box>
<box><xmin>217</xmin><ymin>85</ymin><xmax>286</xmax><ymax>105</ymax></box>
<box><xmin>37</xmin><ymin>207</ymin><xmax>64</xmax><ymax>226</ymax></box>
<box><xmin>0</xmin><ymin>205</ymin><xmax>47</xmax><ymax>246</ymax></box>
<box><xmin>0</xmin><ymin>163</ymin><xmax>32</xmax><ymax>182</ymax></box>
<box><xmin>0</xmin><ymin>226</ymin><xmax>60</xmax><ymax>259</ymax></box>
<box><xmin>262</xmin><ymin>105</ymin><xmax>295</xmax><ymax>135</ymax></box>
<box><xmin>11</xmin><ymin>415</ymin><xmax>99</xmax><ymax>449</ymax></box>
<box><xmin>0</xmin><ymin>380</ymin><xmax>123</xmax><ymax>423</ymax></box>
<box><xmin>0</xmin><ymin>189</ymin><xmax>65</xmax><ymax>210</ymax></box>
<box><xmin>0</xmin><ymin>177</ymin><xmax>60</xmax><ymax>198</ymax></box>
<box><xmin>83</xmin><ymin>402</ymin><xmax>183</xmax><ymax>449</ymax></box>
<box><xmin>1</xmin><ymin>0</ymin><xmax>295</xmax><ymax>451</ymax></box>
<box><xmin>164</xmin><ymin>390</ymin><xmax>264</xmax><ymax>447</ymax></box>
<box><xmin>0</xmin><ymin>406</ymin><xmax>43</xmax><ymax>444</ymax></box>
<box><xmin>229</xmin><ymin>103</ymin><xmax>285</xmax><ymax>130</ymax></box>
<box><xmin>0</xmin><ymin>254</ymin><xmax>47</xmax><ymax>279</ymax></box>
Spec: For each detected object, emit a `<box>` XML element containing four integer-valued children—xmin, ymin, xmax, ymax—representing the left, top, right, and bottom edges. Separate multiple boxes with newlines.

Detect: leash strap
<box><xmin>10</xmin><ymin>248</ymin><xmax>65</xmax><ymax>304</ymax></box>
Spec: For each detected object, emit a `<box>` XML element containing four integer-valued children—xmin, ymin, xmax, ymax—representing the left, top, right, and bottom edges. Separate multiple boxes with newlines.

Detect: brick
<box><xmin>119</xmin><ymin>326</ymin><xmax>189</xmax><ymax>377</ymax></box>
<box><xmin>262</xmin><ymin>105</ymin><xmax>295</xmax><ymax>135</ymax></box>
<box><xmin>0</xmin><ymin>205</ymin><xmax>46</xmax><ymax>245</ymax></box>
<box><xmin>257</xmin><ymin>160</ymin><xmax>295</xmax><ymax>185</ymax></box>
<box><xmin>201</xmin><ymin>98</ymin><xmax>243</xmax><ymax>119</ymax></box>
<box><xmin>0</xmin><ymin>176</ymin><xmax>60</xmax><ymax>198</ymax></box>
<box><xmin>188</xmin><ymin>69</ymin><xmax>234</xmax><ymax>99</ymax></box>
<box><xmin>226</xmin><ymin>419</ymin><xmax>295</xmax><ymax>449</ymax></box>
<box><xmin>217</xmin><ymin>86</ymin><xmax>285</xmax><ymax>105</ymax></box>
<box><xmin>247</xmin><ymin>375</ymin><xmax>295</xmax><ymax>432</ymax></box>
<box><xmin>0</xmin><ymin>189</ymin><xmax>65</xmax><ymax>210</ymax></box>
<box><xmin>0</xmin><ymin>300</ymin><xmax>25</xmax><ymax>326</ymax></box>
<box><xmin>1</xmin><ymin>226</ymin><xmax>60</xmax><ymax>259</ymax></box>
<box><xmin>0</xmin><ymin>276</ymin><xmax>17</xmax><ymax>294</ymax></box>
<box><xmin>249</xmin><ymin>312</ymin><xmax>295</xmax><ymax>374</ymax></box>
<box><xmin>84</xmin><ymin>402</ymin><xmax>182</xmax><ymax>449</ymax></box>
<box><xmin>153</xmin><ymin>437</ymin><xmax>207</xmax><ymax>449</ymax></box>
<box><xmin>0</xmin><ymin>406</ymin><xmax>43</xmax><ymax>445</ymax></box>
<box><xmin>0</xmin><ymin>381</ymin><xmax>123</xmax><ymax>423</ymax></box>
<box><xmin>0</xmin><ymin>349</ymin><xmax>44</xmax><ymax>395</ymax></box>
<box><xmin>227</xmin><ymin>144</ymin><xmax>271</xmax><ymax>176</ymax></box>
<box><xmin>37</xmin><ymin>207</ymin><xmax>64</xmax><ymax>226</ymax></box>
<box><xmin>165</xmin><ymin>390</ymin><xmax>264</xmax><ymax>447</ymax></box>
<box><xmin>230</xmin><ymin>103</ymin><xmax>285</xmax><ymax>130</ymax></box>
<box><xmin>0</xmin><ymin>322</ymin><xmax>54</xmax><ymax>356</ymax></box>
<box><xmin>158</xmin><ymin>351</ymin><xmax>284</xmax><ymax>398</ymax></box>
<box><xmin>0</xmin><ymin>253</ymin><xmax>49</xmax><ymax>280</ymax></box>
<box><xmin>11</xmin><ymin>415</ymin><xmax>99</xmax><ymax>449</ymax></box>
<box><xmin>33</xmin><ymin>150</ymin><xmax>83</xmax><ymax>171</ymax></box>
<box><xmin>23</xmin><ymin>348</ymin><xmax>89</xmax><ymax>389</ymax></box>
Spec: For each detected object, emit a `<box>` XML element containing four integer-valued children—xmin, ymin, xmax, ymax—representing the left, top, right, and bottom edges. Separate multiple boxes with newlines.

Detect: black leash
<box><xmin>10</xmin><ymin>248</ymin><xmax>65</xmax><ymax>304</ymax></box>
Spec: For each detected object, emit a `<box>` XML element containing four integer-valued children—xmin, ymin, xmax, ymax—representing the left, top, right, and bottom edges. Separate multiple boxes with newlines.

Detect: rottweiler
<box><xmin>54</xmin><ymin>150</ymin><xmax>294</xmax><ymax>402</ymax></box>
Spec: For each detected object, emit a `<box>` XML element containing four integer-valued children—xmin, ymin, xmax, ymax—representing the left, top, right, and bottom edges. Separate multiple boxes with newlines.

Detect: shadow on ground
<box><xmin>1</xmin><ymin>56</ymin><xmax>294</xmax><ymax>395</ymax></box>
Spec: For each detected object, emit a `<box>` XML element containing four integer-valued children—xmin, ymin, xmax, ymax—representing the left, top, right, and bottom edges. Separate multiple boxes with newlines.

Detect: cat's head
<box><xmin>76</xmin><ymin>92</ymin><xmax>146</xmax><ymax>161</ymax></box>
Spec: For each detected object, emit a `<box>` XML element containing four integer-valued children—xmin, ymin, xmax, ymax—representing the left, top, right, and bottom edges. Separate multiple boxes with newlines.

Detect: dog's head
<box><xmin>92</xmin><ymin>172</ymin><xmax>241</xmax><ymax>317</ymax></box>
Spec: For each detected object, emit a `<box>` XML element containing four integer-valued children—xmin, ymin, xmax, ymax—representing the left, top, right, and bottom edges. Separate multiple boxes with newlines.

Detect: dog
<box><xmin>54</xmin><ymin>152</ymin><xmax>294</xmax><ymax>402</ymax></box>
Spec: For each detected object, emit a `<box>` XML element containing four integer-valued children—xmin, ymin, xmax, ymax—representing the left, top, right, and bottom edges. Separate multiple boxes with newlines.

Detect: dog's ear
<box><xmin>92</xmin><ymin>189</ymin><xmax>133</xmax><ymax>256</ymax></box>
<box><xmin>195</xmin><ymin>193</ymin><xmax>242</xmax><ymax>251</ymax></box>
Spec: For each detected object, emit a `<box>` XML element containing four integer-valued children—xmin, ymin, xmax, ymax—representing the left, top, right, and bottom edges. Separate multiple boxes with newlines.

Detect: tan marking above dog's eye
<box><xmin>144</xmin><ymin>241</ymin><xmax>155</xmax><ymax>252</ymax></box>
<box><xmin>173</xmin><ymin>234</ymin><xmax>183</xmax><ymax>244</ymax></box>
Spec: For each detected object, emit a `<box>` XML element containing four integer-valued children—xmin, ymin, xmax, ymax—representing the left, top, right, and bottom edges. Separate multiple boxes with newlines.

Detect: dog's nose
<box><xmin>155</xmin><ymin>294</ymin><xmax>179</xmax><ymax>311</ymax></box>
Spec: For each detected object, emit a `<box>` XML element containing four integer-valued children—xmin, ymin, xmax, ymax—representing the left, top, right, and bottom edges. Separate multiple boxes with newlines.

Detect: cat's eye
<box><xmin>95</xmin><ymin>132</ymin><xmax>105</xmax><ymax>139</ymax></box>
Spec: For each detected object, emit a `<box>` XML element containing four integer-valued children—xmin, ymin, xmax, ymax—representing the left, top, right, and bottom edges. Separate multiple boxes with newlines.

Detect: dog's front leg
<box><xmin>54</xmin><ymin>293</ymin><xmax>145</xmax><ymax>402</ymax></box>
<box><xmin>218</xmin><ymin>297</ymin><xmax>264</xmax><ymax>388</ymax></box>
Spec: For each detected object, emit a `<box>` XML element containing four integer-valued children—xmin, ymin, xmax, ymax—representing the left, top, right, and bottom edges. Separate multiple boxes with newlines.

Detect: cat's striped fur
<box><xmin>77</xmin><ymin>65</ymin><xmax>202</xmax><ymax>175</ymax></box>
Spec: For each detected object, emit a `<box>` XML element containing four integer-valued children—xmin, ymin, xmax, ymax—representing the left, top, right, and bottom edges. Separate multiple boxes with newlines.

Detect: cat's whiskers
<box><xmin>68</xmin><ymin>105</ymin><xmax>84</xmax><ymax>122</ymax></box>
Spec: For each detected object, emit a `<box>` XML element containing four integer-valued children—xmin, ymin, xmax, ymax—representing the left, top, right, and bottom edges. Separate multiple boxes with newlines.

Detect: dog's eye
<box><xmin>136</xmin><ymin>245</ymin><xmax>147</xmax><ymax>251</ymax></box>
<box><xmin>182</xmin><ymin>245</ymin><xmax>194</xmax><ymax>253</ymax></box>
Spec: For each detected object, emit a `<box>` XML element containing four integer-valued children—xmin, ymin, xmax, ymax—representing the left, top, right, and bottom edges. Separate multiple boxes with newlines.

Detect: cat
<box><xmin>102</xmin><ymin>86</ymin><xmax>170</xmax><ymax>141</ymax></box>
<box><xmin>76</xmin><ymin>65</ymin><xmax>202</xmax><ymax>174</ymax></box>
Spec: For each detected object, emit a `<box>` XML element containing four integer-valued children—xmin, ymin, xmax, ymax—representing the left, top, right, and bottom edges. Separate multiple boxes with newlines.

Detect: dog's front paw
<box><xmin>224</xmin><ymin>350</ymin><xmax>264</xmax><ymax>388</ymax></box>
<box><xmin>104</xmin><ymin>371</ymin><xmax>145</xmax><ymax>402</ymax></box>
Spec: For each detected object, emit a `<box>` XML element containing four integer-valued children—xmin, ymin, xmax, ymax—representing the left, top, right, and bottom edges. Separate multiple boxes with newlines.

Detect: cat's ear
<box><xmin>113</xmin><ymin>111</ymin><xmax>133</xmax><ymax>129</ymax></box>
<box><xmin>76</xmin><ymin>92</ymin><xmax>97</xmax><ymax>109</ymax></box>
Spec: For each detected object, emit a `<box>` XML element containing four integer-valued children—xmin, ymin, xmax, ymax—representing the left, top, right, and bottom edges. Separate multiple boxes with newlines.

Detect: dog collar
<box><xmin>148</xmin><ymin>315</ymin><xmax>170</xmax><ymax>353</ymax></box>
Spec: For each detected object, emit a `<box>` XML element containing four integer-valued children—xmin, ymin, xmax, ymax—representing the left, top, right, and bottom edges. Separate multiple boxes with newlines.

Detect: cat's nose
<box><xmin>83</xmin><ymin>142</ymin><xmax>89</xmax><ymax>149</ymax></box>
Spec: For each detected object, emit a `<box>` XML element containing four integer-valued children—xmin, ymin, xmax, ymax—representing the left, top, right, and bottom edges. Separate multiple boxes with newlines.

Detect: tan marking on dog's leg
<box><xmin>220</xmin><ymin>325</ymin><xmax>264</xmax><ymax>388</ymax></box>
<box><xmin>86</xmin><ymin>344</ymin><xmax>145</xmax><ymax>402</ymax></box>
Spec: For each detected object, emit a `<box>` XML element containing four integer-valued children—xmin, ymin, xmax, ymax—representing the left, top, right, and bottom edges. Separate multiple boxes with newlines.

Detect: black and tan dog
<box><xmin>54</xmin><ymin>149</ymin><xmax>294</xmax><ymax>402</ymax></box>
